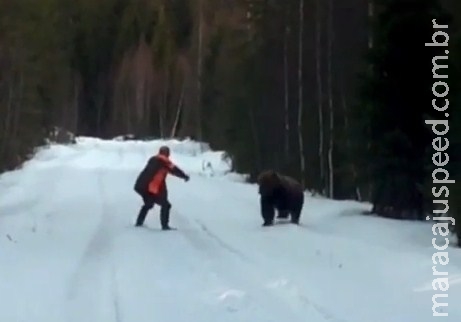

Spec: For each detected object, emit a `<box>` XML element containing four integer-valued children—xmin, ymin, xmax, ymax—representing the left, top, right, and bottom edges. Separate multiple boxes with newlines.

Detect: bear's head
<box><xmin>257</xmin><ymin>170</ymin><xmax>282</xmax><ymax>196</ymax></box>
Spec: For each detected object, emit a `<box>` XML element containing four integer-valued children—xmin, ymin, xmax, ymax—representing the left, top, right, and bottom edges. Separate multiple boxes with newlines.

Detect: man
<box><xmin>133</xmin><ymin>145</ymin><xmax>189</xmax><ymax>230</ymax></box>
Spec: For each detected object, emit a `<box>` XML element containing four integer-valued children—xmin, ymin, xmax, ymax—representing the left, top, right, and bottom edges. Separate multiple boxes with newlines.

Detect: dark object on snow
<box><xmin>134</xmin><ymin>146</ymin><xmax>189</xmax><ymax>229</ymax></box>
<box><xmin>47</xmin><ymin>126</ymin><xmax>76</xmax><ymax>144</ymax></box>
<box><xmin>257</xmin><ymin>170</ymin><xmax>304</xmax><ymax>226</ymax></box>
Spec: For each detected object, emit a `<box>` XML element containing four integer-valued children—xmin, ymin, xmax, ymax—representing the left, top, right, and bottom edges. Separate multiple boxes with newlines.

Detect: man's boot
<box><xmin>160</xmin><ymin>202</ymin><xmax>172</xmax><ymax>230</ymax></box>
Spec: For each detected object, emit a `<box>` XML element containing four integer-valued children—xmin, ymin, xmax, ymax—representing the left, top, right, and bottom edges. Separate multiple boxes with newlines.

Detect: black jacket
<box><xmin>134</xmin><ymin>154</ymin><xmax>187</xmax><ymax>197</ymax></box>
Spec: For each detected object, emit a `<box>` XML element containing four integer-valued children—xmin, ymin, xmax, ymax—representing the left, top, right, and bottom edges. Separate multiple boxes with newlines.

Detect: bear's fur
<box><xmin>257</xmin><ymin>170</ymin><xmax>304</xmax><ymax>226</ymax></box>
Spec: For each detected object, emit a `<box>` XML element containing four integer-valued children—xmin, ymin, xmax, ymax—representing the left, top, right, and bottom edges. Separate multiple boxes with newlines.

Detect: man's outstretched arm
<box><xmin>169</xmin><ymin>164</ymin><xmax>189</xmax><ymax>181</ymax></box>
<box><xmin>159</xmin><ymin>156</ymin><xmax>189</xmax><ymax>181</ymax></box>
<box><xmin>170</xmin><ymin>165</ymin><xmax>189</xmax><ymax>181</ymax></box>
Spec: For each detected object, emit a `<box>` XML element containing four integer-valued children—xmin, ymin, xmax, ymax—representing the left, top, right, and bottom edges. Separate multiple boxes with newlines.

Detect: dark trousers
<box><xmin>136</xmin><ymin>192</ymin><xmax>171</xmax><ymax>228</ymax></box>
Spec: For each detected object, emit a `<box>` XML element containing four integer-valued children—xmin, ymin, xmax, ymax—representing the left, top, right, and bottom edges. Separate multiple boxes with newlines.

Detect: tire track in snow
<box><xmin>110</xmin><ymin>258</ymin><xmax>123</xmax><ymax>322</ymax></box>
<box><xmin>2</xmin><ymin>164</ymin><xmax>66</xmax><ymax>236</ymax></box>
<box><xmin>172</xmin><ymin>210</ymin><xmax>332</xmax><ymax>322</ymax></box>
<box><xmin>37</xmin><ymin>165</ymin><xmax>69</xmax><ymax>234</ymax></box>
<box><xmin>173</xmin><ymin>179</ymin><xmax>350</xmax><ymax>322</ymax></box>
<box><xmin>193</xmin><ymin>218</ymin><xmax>254</xmax><ymax>263</ymax></box>
<box><xmin>296</xmin><ymin>293</ymin><xmax>351</xmax><ymax>322</ymax></box>
<box><xmin>192</xmin><ymin>215</ymin><xmax>349</xmax><ymax>322</ymax></box>
<box><xmin>65</xmin><ymin>170</ymin><xmax>121</xmax><ymax>322</ymax></box>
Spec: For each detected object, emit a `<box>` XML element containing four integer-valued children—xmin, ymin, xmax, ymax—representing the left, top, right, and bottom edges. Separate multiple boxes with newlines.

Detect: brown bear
<box><xmin>257</xmin><ymin>170</ymin><xmax>304</xmax><ymax>226</ymax></box>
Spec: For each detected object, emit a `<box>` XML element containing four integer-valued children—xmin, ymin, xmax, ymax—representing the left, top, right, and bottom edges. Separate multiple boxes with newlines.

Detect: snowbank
<box><xmin>0</xmin><ymin>136</ymin><xmax>243</xmax><ymax>214</ymax></box>
<box><xmin>3</xmin><ymin>136</ymin><xmax>239</xmax><ymax>178</ymax></box>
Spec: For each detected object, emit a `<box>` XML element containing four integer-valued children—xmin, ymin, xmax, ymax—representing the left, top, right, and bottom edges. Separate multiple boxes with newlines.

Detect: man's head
<box><xmin>158</xmin><ymin>145</ymin><xmax>170</xmax><ymax>157</ymax></box>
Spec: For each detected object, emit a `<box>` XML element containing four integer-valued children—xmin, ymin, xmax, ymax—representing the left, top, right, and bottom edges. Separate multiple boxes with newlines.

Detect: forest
<box><xmin>0</xmin><ymin>0</ymin><xmax>460</xmax><ymax>242</ymax></box>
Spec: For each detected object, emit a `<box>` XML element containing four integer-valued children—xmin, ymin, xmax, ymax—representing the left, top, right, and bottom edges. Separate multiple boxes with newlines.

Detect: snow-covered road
<box><xmin>1</xmin><ymin>137</ymin><xmax>461</xmax><ymax>322</ymax></box>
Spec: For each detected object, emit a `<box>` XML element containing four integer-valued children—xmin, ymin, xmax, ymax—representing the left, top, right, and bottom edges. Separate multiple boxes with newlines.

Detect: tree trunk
<box><xmin>341</xmin><ymin>84</ymin><xmax>361</xmax><ymax>200</ymax></box>
<box><xmin>1</xmin><ymin>77</ymin><xmax>14</xmax><ymax>158</ymax></box>
<box><xmin>249</xmin><ymin>104</ymin><xmax>262</xmax><ymax>172</ymax></box>
<box><xmin>170</xmin><ymin>79</ymin><xmax>185</xmax><ymax>138</ymax></box>
<box><xmin>196</xmin><ymin>0</ymin><xmax>203</xmax><ymax>140</ymax></box>
<box><xmin>158</xmin><ymin>105</ymin><xmax>164</xmax><ymax>137</ymax></box>
<box><xmin>159</xmin><ymin>69</ymin><xmax>170</xmax><ymax>138</ymax></box>
<box><xmin>297</xmin><ymin>0</ymin><xmax>306</xmax><ymax>187</ymax></box>
<box><xmin>327</xmin><ymin>0</ymin><xmax>334</xmax><ymax>198</ymax></box>
<box><xmin>95</xmin><ymin>76</ymin><xmax>106</xmax><ymax>136</ymax></box>
<box><xmin>143</xmin><ymin>70</ymin><xmax>151</xmax><ymax>137</ymax></box>
<box><xmin>283</xmin><ymin>20</ymin><xmax>290</xmax><ymax>163</ymax></box>
<box><xmin>366</xmin><ymin>0</ymin><xmax>374</xmax><ymax>199</ymax></box>
<box><xmin>315</xmin><ymin>0</ymin><xmax>325</xmax><ymax>194</ymax></box>
<box><xmin>12</xmin><ymin>69</ymin><xmax>24</xmax><ymax>140</ymax></box>
<box><xmin>368</xmin><ymin>0</ymin><xmax>374</xmax><ymax>50</ymax></box>
<box><xmin>73</xmin><ymin>75</ymin><xmax>80</xmax><ymax>134</ymax></box>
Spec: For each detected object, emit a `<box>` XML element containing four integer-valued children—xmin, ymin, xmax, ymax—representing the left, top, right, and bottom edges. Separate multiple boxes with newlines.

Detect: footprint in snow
<box><xmin>218</xmin><ymin>289</ymin><xmax>246</xmax><ymax>301</ymax></box>
<box><xmin>265</xmin><ymin>278</ymin><xmax>289</xmax><ymax>289</ymax></box>
<box><xmin>217</xmin><ymin>289</ymin><xmax>245</xmax><ymax>313</ymax></box>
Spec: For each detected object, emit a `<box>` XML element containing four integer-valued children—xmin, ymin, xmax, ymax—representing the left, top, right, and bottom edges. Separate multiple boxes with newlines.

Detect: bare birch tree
<box><xmin>315</xmin><ymin>0</ymin><xmax>325</xmax><ymax>193</ymax></box>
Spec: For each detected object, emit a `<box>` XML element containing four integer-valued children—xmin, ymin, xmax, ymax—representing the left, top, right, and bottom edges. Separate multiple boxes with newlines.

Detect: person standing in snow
<box><xmin>133</xmin><ymin>146</ymin><xmax>189</xmax><ymax>230</ymax></box>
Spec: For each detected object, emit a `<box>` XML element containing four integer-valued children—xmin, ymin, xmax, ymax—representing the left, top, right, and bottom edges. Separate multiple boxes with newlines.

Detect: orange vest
<box><xmin>148</xmin><ymin>154</ymin><xmax>174</xmax><ymax>195</ymax></box>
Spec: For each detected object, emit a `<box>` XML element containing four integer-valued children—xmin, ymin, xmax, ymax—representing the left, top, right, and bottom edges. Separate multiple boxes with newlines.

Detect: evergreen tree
<box><xmin>355</xmin><ymin>0</ymin><xmax>451</xmax><ymax>219</ymax></box>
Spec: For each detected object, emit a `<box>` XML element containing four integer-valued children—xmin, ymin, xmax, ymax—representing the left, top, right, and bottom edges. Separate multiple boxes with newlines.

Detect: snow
<box><xmin>1</xmin><ymin>136</ymin><xmax>461</xmax><ymax>322</ymax></box>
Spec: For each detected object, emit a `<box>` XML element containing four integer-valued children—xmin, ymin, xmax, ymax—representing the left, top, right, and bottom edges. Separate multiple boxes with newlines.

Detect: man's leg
<box><xmin>155</xmin><ymin>197</ymin><xmax>172</xmax><ymax>230</ymax></box>
<box><xmin>135</xmin><ymin>194</ymin><xmax>155</xmax><ymax>226</ymax></box>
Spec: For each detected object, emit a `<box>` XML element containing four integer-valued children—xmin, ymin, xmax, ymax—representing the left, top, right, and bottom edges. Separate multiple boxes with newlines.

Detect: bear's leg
<box><xmin>277</xmin><ymin>209</ymin><xmax>289</xmax><ymax>219</ymax></box>
<box><xmin>290</xmin><ymin>194</ymin><xmax>304</xmax><ymax>224</ymax></box>
<box><xmin>260</xmin><ymin>196</ymin><xmax>275</xmax><ymax>226</ymax></box>
<box><xmin>291</xmin><ymin>210</ymin><xmax>301</xmax><ymax>224</ymax></box>
<box><xmin>273</xmin><ymin>191</ymin><xmax>289</xmax><ymax>219</ymax></box>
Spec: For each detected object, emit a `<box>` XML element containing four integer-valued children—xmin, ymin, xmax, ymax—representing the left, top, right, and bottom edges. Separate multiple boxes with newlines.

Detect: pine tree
<box><xmin>355</xmin><ymin>0</ymin><xmax>451</xmax><ymax>219</ymax></box>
